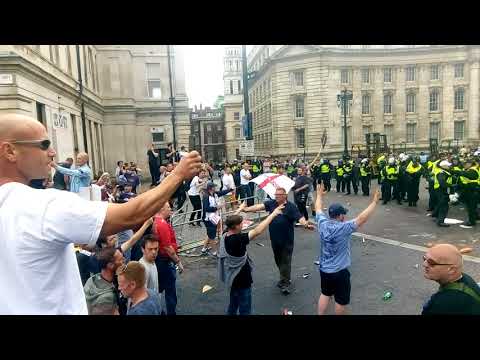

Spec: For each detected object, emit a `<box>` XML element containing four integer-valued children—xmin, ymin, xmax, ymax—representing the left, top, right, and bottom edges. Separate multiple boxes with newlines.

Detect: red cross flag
<box><xmin>251</xmin><ymin>173</ymin><xmax>295</xmax><ymax>199</ymax></box>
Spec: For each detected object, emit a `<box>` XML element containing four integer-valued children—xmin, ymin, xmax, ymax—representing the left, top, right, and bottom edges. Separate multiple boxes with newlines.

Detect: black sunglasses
<box><xmin>9</xmin><ymin>139</ymin><xmax>51</xmax><ymax>151</ymax></box>
<box><xmin>423</xmin><ymin>255</ymin><xmax>454</xmax><ymax>267</ymax></box>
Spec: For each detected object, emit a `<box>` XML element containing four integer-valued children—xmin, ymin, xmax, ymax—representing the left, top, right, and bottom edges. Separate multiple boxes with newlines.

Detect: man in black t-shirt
<box><xmin>219</xmin><ymin>205</ymin><xmax>284</xmax><ymax>315</ymax></box>
<box><xmin>236</xmin><ymin>187</ymin><xmax>314</xmax><ymax>295</ymax></box>
<box><xmin>147</xmin><ymin>144</ymin><xmax>160</xmax><ymax>187</ymax></box>
<box><xmin>53</xmin><ymin>157</ymin><xmax>73</xmax><ymax>190</ymax></box>
<box><xmin>292</xmin><ymin>167</ymin><xmax>311</xmax><ymax>221</ymax></box>
<box><xmin>422</xmin><ymin>244</ymin><xmax>480</xmax><ymax>315</ymax></box>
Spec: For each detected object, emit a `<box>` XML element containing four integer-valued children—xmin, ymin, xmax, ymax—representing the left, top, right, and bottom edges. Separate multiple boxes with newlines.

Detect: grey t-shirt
<box><xmin>127</xmin><ymin>289</ymin><xmax>163</xmax><ymax>315</ymax></box>
<box><xmin>139</xmin><ymin>257</ymin><xmax>159</xmax><ymax>292</ymax></box>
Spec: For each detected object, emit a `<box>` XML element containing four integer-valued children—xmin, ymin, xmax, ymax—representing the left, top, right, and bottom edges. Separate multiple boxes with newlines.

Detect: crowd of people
<box><xmin>1</xmin><ymin>112</ymin><xmax>479</xmax><ymax>315</ymax></box>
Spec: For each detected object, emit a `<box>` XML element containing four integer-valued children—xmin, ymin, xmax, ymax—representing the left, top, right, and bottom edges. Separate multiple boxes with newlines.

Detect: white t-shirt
<box><xmin>240</xmin><ymin>169</ymin><xmax>251</xmax><ymax>185</ymax></box>
<box><xmin>139</xmin><ymin>257</ymin><xmax>159</xmax><ymax>292</ymax></box>
<box><xmin>188</xmin><ymin>176</ymin><xmax>202</xmax><ymax>196</ymax></box>
<box><xmin>222</xmin><ymin>174</ymin><xmax>235</xmax><ymax>191</ymax></box>
<box><xmin>0</xmin><ymin>182</ymin><xmax>108</xmax><ymax>315</ymax></box>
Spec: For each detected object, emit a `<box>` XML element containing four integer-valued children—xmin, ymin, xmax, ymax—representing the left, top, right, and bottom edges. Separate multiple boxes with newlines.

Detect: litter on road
<box><xmin>256</xmin><ymin>243</ymin><xmax>265</xmax><ymax>247</ymax></box>
<box><xmin>202</xmin><ymin>285</ymin><xmax>213</xmax><ymax>293</ymax></box>
<box><xmin>382</xmin><ymin>291</ymin><xmax>393</xmax><ymax>301</ymax></box>
<box><xmin>302</xmin><ymin>273</ymin><xmax>310</xmax><ymax>279</ymax></box>
<box><xmin>314</xmin><ymin>261</ymin><xmax>320</xmax><ymax>266</ymax></box>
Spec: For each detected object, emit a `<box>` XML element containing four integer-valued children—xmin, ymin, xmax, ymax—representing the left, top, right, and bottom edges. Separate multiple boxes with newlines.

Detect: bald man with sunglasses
<box><xmin>0</xmin><ymin>114</ymin><xmax>202</xmax><ymax>314</ymax></box>
<box><xmin>422</xmin><ymin>244</ymin><xmax>480</xmax><ymax>315</ymax></box>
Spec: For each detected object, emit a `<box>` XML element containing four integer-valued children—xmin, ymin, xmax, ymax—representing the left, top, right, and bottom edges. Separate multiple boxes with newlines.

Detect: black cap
<box><xmin>328</xmin><ymin>203</ymin><xmax>348</xmax><ymax>218</ymax></box>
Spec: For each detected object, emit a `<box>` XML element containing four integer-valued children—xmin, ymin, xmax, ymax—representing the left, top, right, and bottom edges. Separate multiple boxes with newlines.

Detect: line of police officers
<box><xmin>311</xmin><ymin>152</ymin><xmax>480</xmax><ymax>228</ymax></box>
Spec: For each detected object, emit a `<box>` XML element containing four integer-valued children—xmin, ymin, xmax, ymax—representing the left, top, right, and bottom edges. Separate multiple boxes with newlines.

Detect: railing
<box><xmin>170</xmin><ymin>188</ymin><xmax>267</xmax><ymax>248</ymax></box>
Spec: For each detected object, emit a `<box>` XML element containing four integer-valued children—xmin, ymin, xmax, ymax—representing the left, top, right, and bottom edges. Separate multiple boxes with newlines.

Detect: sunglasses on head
<box><xmin>117</xmin><ymin>263</ymin><xmax>131</xmax><ymax>275</ymax></box>
<box><xmin>423</xmin><ymin>255</ymin><xmax>454</xmax><ymax>267</ymax></box>
<box><xmin>9</xmin><ymin>139</ymin><xmax>51</xmax><ymax>151</ymax></box>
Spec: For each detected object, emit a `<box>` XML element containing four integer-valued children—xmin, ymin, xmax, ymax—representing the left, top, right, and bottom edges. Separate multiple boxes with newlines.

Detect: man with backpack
<box><xmin>422</xmin><ymin>244</ymin><xmax>480</xmax><ymax>315</ymax></box>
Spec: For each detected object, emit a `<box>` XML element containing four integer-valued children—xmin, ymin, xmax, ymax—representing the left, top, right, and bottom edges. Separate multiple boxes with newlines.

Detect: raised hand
<box><xmin>316</xmin><ymin>183</ymin><xmax>326</xmax><ymax>195</ymax></box>
<box><xmin>172</xmin><ymin>151</ymin><xmax>202</xmax><ymax>180</ymax></box>
<box><xmin>372</xmin><ymin>188</ymin><xmax>381</xmax><ymax>203</ymax></box>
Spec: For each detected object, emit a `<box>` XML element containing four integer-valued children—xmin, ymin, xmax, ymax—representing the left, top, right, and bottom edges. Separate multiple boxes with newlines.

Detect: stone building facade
<box><xmin>189</xmin><ymin>105</ymin><xmax>226</xmax><ymax>164</ymax></box>
<box><xmin>247</xmin><ymin>45</ymin><xmax>480</xmax><ymax>160</ymax></box>
<box><xmin>0</xmin><ymin>45</ymin><xmax>189</xmax><ymax>179</ymax></box>
<box><xmin>223</xmin><ymin>46</ymin><xmax>244</xmax><ymax>161</ymax></box>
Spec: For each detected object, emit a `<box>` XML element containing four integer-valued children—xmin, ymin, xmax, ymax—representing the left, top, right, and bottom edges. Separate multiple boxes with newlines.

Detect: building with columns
<box><xmin>223</xmin><ymin>46</ymin><xmax>244</xmax><ymax>161</ymax></box>
<box><xmin>0</xmin><ymin>45</ymin><xmax>189</xmax><ymax>179</ymax></box>
<box><xmin>246</xmin><ymin>45</ymin><xmax>480</xmax><ymax>160</ymax></box>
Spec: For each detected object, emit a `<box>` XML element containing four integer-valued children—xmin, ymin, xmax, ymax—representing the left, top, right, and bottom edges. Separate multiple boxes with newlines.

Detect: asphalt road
<box><xmin>174</xmin><ymin>178</ymin><xmax>480</xmax><ymax>315</ymax></box>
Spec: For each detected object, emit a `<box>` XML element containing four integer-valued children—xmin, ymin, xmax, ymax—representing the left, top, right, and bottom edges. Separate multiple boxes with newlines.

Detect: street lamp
<box><xmin>337</xmin><ymin>88</ymin><xmax>353</xmax><ymax>159</ymax></box>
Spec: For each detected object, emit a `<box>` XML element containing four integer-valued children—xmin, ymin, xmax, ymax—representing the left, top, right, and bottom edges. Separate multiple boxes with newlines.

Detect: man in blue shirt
<box><xmin>315</xmin><ymin>182</ymin><xmax>380</xmax><ymax>315</ymax></box>
<box><xmin>52</xmin><ymin>152</ymin><xmax>92</xmax><ymax>193</ymax></box>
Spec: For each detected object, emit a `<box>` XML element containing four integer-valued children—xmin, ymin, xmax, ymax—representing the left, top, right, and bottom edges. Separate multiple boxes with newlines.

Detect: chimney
<box><xmin>194</xmin><ymin>105</ymin><xmax>197</xmax><ymax>112</ymax></box>
<box><xmin>200</xmin><ymin>103</ymin><xmax>203</xmax><ymax>110</ymax></box>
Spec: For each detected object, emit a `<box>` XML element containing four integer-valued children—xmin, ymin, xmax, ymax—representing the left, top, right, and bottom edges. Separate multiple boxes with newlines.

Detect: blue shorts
<box><xmin>204</xmin><ymin>221</ymin><xmax>217</xmax><ymax>240</ymax></box>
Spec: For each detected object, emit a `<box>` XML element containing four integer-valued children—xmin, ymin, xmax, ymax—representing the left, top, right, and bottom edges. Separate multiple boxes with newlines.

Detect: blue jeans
<box><xmin>156</xmin><ymin>258</ymin><xmax>177</xmax><ymax>315</ymax></box>
<box><xmin>227</xmin><ymin>287</ymin><xmax>252</xmax><ymax>315</ymax></box>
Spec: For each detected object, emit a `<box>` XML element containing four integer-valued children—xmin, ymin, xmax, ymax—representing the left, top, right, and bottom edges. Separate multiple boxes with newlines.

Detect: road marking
<box><xmin>353</xmin><ymin>232</ymin><xmax>480</xmax><ymax>264</ymax></box>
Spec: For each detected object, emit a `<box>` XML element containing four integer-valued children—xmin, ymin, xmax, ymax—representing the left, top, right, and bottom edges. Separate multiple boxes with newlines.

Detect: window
<box><xmin>429</xmin><ymin>122</ymin><xmax>440</xmax><ymax>140</ymax></box>
<box><xmin>406</xmin><ymin>123</ymin><xmax>416</xmax><ymax>144</ymax></box>
<box><xmin>88</xmin><ymin>47</ymin><xmax>96</xmax><ymax>91</ymax></box>
<box><xmin>384</xmin><ymin>94</ymin><xmax>392</xmax><ymax>114</ymax></box>
<box><xmin>405</xmin><ymin>66</ymin><xmax>415</xmax><ymax>81</ymax></box>
<box><xmin>384</xmin><ymin>68</ymin><xmax>392</xmax><ymax>83</ymax></box>
<box><xmin>296</xmin><ymin>128</ymin><xmax>305</xmax><ymax>148</ymax></box>
<box><xmin>236</xmin><ymin>60</ymin><xmax>239</xmax><ymax>71</ymax></box>
<box><xmin>406</xmin><ymin>93</ymin><xmax>416</xmax><ymax>113</ymax></box>
<box><xmin>362</xmin><ymin>94</ymin><xmax>370</xmax><ymax>114</ymax></box>
<box><xmin>430</xmin><ymin>65</ymin><xmax>439</xmax><ymax>80</ymax></box>
<box><xmin>152</xmin><ymin>132</ymin><xmax>164</xmax><ymax>142</ymax></box>
<box><xmin>238</xmin><ymin>80</ymin><xmax>241</xmax><ymax>93</ymax></box>
<box><xmin>36</xmin><ymin>102</ymin><xmax>46</xmax><ymax>126</ymax></box>
<box><xmin>454</xmin><ymin>120</ymin><xmax>465</xmax><ymax>140</ymax></box>
<box><xmin>406</xmin><ymin>66</ymin><xmax>416</xmax><ymax>81</ymax></box>
<box><xmin>362</xmin><ymin>68</ymin><xmax>370</xmax><ymax>84</ymax></box>
<box><xmin>146</xmin><ymin>63</ymin><xmax>162</xmax><ymax>98</ymax></box>
<box><xmin>294</xmin><ymin>71</ymin><xmax>304</xmax><ymax>86</ymax></box>
<box><xmin>341</xmin><ymin>69</ymin><xmax>350</xmax><ymax>84</ymax></box>
<box><xmin>363</xmin><ymin>126</ymin><xmax>372</xmax><ymax>138</ymax></box>
<box><xmin>343</xmin><ymin>45</ymin><xmax>352</xmax><ymax>48</ymax></box>
<box><xmin>454</xmin><ymin>88</ymin><xmax>464</xmax><ymax>110</ymax></box>
<box><xmin>230</xmin><ymin>80</ymin><xmax>233</xmax><ymax>95</ymax></box>
<box><xmin>234</xmin><ymin>112</ymin><xmax>240</xmax><ymax>121</ymax></box>
<box><xmin>429</xmin><ymin>89</ymin><xmax>439</xmax><ymax>112</ymax></box>
<box><xmin>454</xmin><ymin>63</ymin><xmax>464</xmax><ymax>78</ymax></box>
<box><xmin>295</xmin><ymin>98</ymin><xmax>304</xmax><ymax>118</ymax></box>
<box><xmin>384</xmin><ymin>125</ymin><xmax>394</xmax><ymax>145</ymax></box>
<box><xmin>66</xmin><ymin>46</ymin><xmax>72</xmax><ymax>75</ymax></box>
<box><xmin>235</xmin><ymin>128</ymin><xmax>241</xmax><ymax>138</ymax></box>
<box><xmin>362</xmin><ymin>45</ymin><xmax>371</xmax><ymax>49</ymax></box>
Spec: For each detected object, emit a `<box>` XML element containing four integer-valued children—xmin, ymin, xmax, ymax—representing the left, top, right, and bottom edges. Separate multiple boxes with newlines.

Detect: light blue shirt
<box><xmin>55</xmin><ymin>164</ymin><xmax>92</xmax><ymax>193</ymax></box>
<box><xmin>316</xmin><ymin>213</ymin><xmax>357</xmax><ymax>273</ymax></box>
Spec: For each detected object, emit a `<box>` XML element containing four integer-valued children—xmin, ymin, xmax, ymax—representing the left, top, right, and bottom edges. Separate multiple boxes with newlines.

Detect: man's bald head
<box><xmin>0</xmin><ymin>113</ymin><xmax>47</xmax><ymax>142</ymax></box>
<box><xmin>429</xmin><ymin>244</ymin><xmax>463</xmax><ymax>268</ymax></box>
<box><xmin>424</xmin><ymin>244</ymin><xmax>464</xmax><ymax>284</ymax></box>
<box><xmin>0</xmin><ymin>113</ymin><xmax>55</xmax><ymax>185</ymax></box>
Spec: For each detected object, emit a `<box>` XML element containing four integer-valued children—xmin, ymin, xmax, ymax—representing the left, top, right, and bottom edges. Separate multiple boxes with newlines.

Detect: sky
<box><xmin>181</xmin><ymin>45</ymin><xmax>254</xmax><ymax>109</ymax></box>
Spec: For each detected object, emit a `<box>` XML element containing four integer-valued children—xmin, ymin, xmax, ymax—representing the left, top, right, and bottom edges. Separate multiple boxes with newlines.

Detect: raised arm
<box><xmin>235</xmin><ymin>201</ymin><xmax>265</xmax><ymax>214</ymax></box>
<box><xmin>315</xmin><ymin>183</ymin><xmax>327</xmax><ymax>215</ymax></box>
<box><xmin>354</xmin><ymin>189</ymin><xmax>381</xmax><ymax>227</ymax></box>
<box><xmin>100</xmin><ymin>152</ymin><xmax>202</xmax><ymax>237</ymax></box>
<box><xmin>120</xmin><ymin>217</ymin><xmax>154</xmax><ymax>253</ymax></box>
<box><xmin>248</xmin><ymin>204</ymin><xmax>285</xmax><ymax>240</ymax></box>
<box><xmin>54</xmin><ymin>164</ymin><xmax>90</xmax><ymax>178</ymax></box>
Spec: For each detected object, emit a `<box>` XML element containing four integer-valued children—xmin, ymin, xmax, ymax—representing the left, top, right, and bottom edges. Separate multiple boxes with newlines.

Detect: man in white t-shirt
<box><xmin>222</xmin><ymin>167</ymin><xmax>236</xmax><ymax>211</ymax></box>
<box><xmin>139</xmin><ymin>235</ymin><xmax>160</xmax><ymax>292</ymax></box>
<box><xmin>0</xmin><ymin>114</ymin><xmax>202</xmax><ymax>315</ymax></box>
<box><xmin>239</xmin><ymin>162</ymin><xmax>253</xmax><ymax>206</ymax></box>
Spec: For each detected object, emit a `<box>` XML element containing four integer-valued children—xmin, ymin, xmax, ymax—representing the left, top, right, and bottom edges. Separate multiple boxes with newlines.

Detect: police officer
<box><xmin>359</xmin><ymin>158</ymin><xmax>372</xmax><ymax>196</ymax></box>
<box><xmin>426</xmin><ymin>155</ymin><xmax>440</xmax><ymax>212</ymax></box>
<box><xmin>335</xmin><ymin>159</ymin><xmax>345</xmax><ymax>193</ymax></box>
<box><xmin>450</xmin><ymin>156</ymin><xmax>462</xmax><ymax>196</ymax></box>
<box><xmin>398</xmin><ymin>153</ymin><xmax>409</xmax><ymax>202</ymax></box>
<box><xmin>320</xmin><ymin>159</ymin><xmax>332</xmax><ymax>192</ymax></box>
<box><xmin>343</xmin><ymin>157</ymin><xmax>353</xmax><ymax>195</ymax></box>
<box><xmin>432</xmin><ymin>160</ymin><xmax>453</xmax><ymax>227</ymax></box>
<box><xmin>381</xmin><ymin>157</ymin><xmax>400</xmax><ymax>205</ymax></box>
<box><xmin>376</xmin><ymin>153</ymin><xmax>386</xmax><ymax>185</ymax></box>
<box><xmin>351</xmin><ymin>158</ymin><xmax>360</xmax><ymax>195</ymax></box>
<box><xmin>311</xmin><ymin>161</ymin><xmax>321</xmax><ymax>188</ymax></box>
<box><xmin>405</xmin><ymin>156</ymin><xmax>422</xmax><ymax>207</ymax></box>
<box><xmin>451</xmin><ymin>158</ymin><xmax>480</xmax><ymax>227</ymax></box>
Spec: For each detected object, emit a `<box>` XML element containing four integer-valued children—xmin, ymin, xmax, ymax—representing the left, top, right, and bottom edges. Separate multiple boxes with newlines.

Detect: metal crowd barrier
<box><xmin>169</xmin><ymin>191</ymin><xmax>266</xmax><ymax>248</ymax></box>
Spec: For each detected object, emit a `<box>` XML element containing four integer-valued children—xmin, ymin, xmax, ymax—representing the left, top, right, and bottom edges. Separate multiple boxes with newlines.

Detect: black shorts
<box><xmin>204</xmin><ymin>221</ymin><xmax>217</xmax><ymax>240</ymax></box>
<box><xmin>320</xmin><ymin>268</ymin><xmax>351</xmax><ymax>306</ymax></box>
